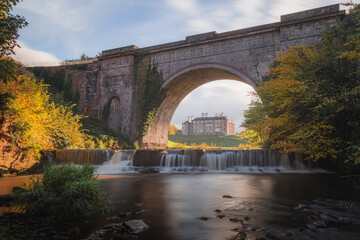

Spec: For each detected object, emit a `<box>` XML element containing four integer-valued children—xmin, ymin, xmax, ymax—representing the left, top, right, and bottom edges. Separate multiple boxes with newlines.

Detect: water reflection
<box><xmin>99</xmin><ymin>173</ymin><xmax>360</xmax><ymax>240</ymax></box>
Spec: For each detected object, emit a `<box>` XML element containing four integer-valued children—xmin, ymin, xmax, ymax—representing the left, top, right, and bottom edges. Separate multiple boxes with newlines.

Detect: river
<box><xmin>98</xmin><ymin>172</ymin><xmax>360</xmax><ymax>240</ymax></box>
<box><xmin>1</xmin><ymin>149</ymin><xmax>360</xmax><ymax>239</ymax></box>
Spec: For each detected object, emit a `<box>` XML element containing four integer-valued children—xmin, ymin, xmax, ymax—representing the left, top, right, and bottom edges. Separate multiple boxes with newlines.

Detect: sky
<box><xmin>11</xmin><ymin>0</ymin><xmax>355</xmax><ymax>131</ymax></box>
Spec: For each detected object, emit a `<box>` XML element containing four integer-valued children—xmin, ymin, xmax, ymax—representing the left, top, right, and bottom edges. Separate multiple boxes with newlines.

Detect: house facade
<box><xmin>182</xmin><ymin>113</ymin><xmax>235</xmax><ymax>135</ymax></box>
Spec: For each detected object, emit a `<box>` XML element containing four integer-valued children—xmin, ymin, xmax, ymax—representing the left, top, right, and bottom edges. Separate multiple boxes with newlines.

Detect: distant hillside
<box><xmin>168</xmin><ymin>135</ymin><xmax>247</xmax><ymax>147</ymax></box>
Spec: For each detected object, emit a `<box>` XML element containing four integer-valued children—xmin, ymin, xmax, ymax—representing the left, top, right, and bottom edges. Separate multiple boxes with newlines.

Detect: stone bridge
<box><xmin>70</xmin><ymin>4</ymin><xmax>345</xmax><ymax>148</ymax></box>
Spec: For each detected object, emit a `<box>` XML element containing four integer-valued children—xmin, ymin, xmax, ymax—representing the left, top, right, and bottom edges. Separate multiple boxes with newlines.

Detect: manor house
<box><xmin>182</xmin><ymin>113</ymin><xmax>235</xmax><ymax>135</ymax></box>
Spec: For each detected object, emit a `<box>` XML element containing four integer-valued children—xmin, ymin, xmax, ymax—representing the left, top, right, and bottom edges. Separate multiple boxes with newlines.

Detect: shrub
<box><xmin>12</xmin><ymin>163</ymin><xmax>110</xmax><ymax>221</ymax></box>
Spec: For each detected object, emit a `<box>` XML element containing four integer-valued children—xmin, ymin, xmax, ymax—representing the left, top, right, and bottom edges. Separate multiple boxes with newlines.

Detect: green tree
<box><xmin>0</xmin><ymin>0</ymin><xmax>28</xmax><ymax>56</ymax></box>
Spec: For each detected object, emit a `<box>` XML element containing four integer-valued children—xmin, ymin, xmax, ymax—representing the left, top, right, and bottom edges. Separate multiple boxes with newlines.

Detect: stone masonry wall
<box><xmin>68</xmin><ymin>4</ymin><xmax>345</xmax><ymax>146</ymax></box>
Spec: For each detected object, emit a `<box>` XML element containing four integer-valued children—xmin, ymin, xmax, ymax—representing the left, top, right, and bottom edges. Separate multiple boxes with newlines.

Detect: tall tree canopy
<box><xmin>0</xmin><ymin>0</ymin><xmax>28</xmax><ymax>56</ymax></box>
<box><xmin>242</xmin><ymin>4</ymin><xmax>360</xmax><ymax>167</ymax></box>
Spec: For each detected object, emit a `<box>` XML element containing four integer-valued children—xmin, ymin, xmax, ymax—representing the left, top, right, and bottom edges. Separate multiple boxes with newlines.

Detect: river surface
<box><xmin>99</xmin><ymin>173</ymin><xmax>360</xmax><ymax>240</ymax></box>
<box><xmin>1</xmin><ymin>173</ymin><xmax>360</xmax><ymax>239</ymax></box>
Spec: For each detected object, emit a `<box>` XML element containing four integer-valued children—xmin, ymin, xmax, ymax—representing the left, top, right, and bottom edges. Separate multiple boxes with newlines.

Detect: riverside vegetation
<box><xmin>12</xmin><ymin>163</ymin><xmax>110</xmax><ymax>221</ymax></box>
<box><xmin>0</xmin><ymin>164</ymin><xmax>110</xmax><ymax>239</ymax></box>
<box><xmin>242</xmin><ymin>4</ymin><xmax>360</xmax><ymax>171</ymax></box>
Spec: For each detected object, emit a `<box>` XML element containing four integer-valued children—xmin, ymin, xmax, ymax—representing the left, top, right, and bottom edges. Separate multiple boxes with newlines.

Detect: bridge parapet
<box><xmin>281</xmin><ymin>4</ymin><xmax>343</xmax><ymax>22</ymax></box>
<box><xmin>101</xmin><ymin>45</ymin><xmax>139</xmax><ymax>58</ymax></box>
<box><xmin>186</xmin><ymin>31</ymin><xmax>217</xmax><ymax>44</ymax></box>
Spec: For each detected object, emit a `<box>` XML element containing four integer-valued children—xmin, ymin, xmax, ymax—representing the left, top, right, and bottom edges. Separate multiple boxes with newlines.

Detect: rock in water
<box><xmin>223</xmin><ymin>195</ymin><xmax>233</xmax><ymax>198</ymax></box>
<box><xmin>123</xmin><ymin>220</ymin><xmax>149</xmax><ymax>233</ymax></box>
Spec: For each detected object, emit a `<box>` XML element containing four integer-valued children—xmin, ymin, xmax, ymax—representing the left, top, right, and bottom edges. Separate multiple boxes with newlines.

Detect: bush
<box><xmin>12</xmin><ymin>163</ymin><xmax>110</xmax><ymax>221</ymax></box>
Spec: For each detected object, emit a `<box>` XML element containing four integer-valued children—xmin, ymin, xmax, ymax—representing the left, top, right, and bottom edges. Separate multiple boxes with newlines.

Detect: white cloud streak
<box><xmin>17</xmin><ymin>0</ymin><xmax>91</xmax><ymax>32</ymax></box>
<box><xmin>12</xmin><ymin>42</ymin><xmax>61</xmax><ymax>67</ymax></box>
<box><xmin>166</xmin><ymin>0</ymin><xmax>199</xmax><ymax>14</ymax></box>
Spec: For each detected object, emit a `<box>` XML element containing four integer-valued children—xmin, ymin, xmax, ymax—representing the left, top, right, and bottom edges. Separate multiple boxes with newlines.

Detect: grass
<box><xmin>168</xmin><ymin>135</ymin><xmax>249</xmax><ymax>148</ymax></box>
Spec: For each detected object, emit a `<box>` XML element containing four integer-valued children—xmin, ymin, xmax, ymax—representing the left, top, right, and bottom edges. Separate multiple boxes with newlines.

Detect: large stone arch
<box><xmin>141</xmin><ymin>64</ymin><xmax>256</xmax><ymax>148</ymax></box>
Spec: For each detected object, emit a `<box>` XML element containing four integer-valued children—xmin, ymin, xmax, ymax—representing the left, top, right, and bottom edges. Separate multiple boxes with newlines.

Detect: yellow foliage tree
<box><xmin>0</xmin><ymin>75</ymin><xmax>84</xmax><ymax>160</ymax></box>
<box><xmin>168</xmin><ymin>124</ymin><xmax>178</xmax><ymax>135</ymax></box>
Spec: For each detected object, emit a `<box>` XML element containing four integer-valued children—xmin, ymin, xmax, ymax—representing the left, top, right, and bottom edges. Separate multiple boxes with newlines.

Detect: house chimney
<box><xmin>188</xmin><ymin>116</ymin><xmax>192</xmax><ymax>123</ymax></box>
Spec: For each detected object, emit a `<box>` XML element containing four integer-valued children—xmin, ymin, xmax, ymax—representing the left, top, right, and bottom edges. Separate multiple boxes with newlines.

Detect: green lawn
<box><xmin>168</xmin><ymin>135</ymin><xmax>247</xmax><ymax>148</ymax></box>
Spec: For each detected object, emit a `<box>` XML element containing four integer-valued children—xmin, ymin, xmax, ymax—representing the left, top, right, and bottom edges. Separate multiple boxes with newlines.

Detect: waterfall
<box><xmin>53</xmin><ymin>149</ymin><xmax>309</xmax><ymax>174</ymax></box>
<box><xmin>292</xmin><ymin>153</ymin><xmax>307</xmax><ymax>171</ymax></box>
<box><xmin>156</xmin><ymin>149</ymin><xmax>297</xmax><ymax>173</ymax></box>
<box><xmin>96</xmin><ymin>150</ymin><xmax>136</xmax><ymax>174</ymax></box>
<box><xmin>159</xmin><ymin>150</ymin><xmax>193</xmax><ymax>172</ymax></box>
<box><xmin>198</xmin><ymin>150</ymin><xmax>293</xmax><ymax>172</ymax></box>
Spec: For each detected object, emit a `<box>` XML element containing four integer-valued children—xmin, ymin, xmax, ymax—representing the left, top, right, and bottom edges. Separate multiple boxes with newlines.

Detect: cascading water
<box><xmin>95</xmin><ymin>150</ymin><xmax>136</xmax><ymax>174</ymax></box>
<box><xmin>199</xmin><ymin>150</ymin><xmax>292</xmax><ymax>172</ymax></box>
<box><xmin>54</xmin><ymin>149</ymin><xmax>309</xmax><ymax>174</ymax></box>
<box><xmin>157</xmin><ymin>149</ymin><xmax>301</xmax><ymax>173</ymax></box>
<box><xmin>159</xmin><ymin>149</ymin><xmax>195</xmax><ymax>172</ymax></box>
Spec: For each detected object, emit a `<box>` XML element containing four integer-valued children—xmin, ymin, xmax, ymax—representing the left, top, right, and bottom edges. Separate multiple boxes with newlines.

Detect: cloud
<box><xmin>268</xmin><ymin>0</ymin><xmax>323</xmax><ymax>19</ymax></box>
<box><xmin>12</xmin><ymin>42</ymin><xmax>61</xmax><ymax>67</ymax></box>
<box><xmin>186</xmin><ymin>19</ymin><xmax>215</xmax><ymax>32</ymax></box>
<box><xmin>166</xmin><ymin>0</ymin><xmax>199</xmax><ymax>14</ymax></box>
<box><xmin>16</xmin><ymin>0</ymin><xmax>101</xmax><ymax>32</ymax></box>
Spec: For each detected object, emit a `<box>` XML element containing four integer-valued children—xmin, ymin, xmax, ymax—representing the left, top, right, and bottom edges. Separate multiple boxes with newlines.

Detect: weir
<box><xmin>54</xmin><ymin>149</ymin><xmax>309</xmax><ymax>173</ymax></box>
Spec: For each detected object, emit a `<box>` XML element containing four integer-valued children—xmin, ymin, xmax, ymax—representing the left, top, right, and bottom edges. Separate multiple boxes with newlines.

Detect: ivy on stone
<box><xmin>134</xmin><ymin>52</ymin><xmax>165</xmax><ymax>141</ymax></box>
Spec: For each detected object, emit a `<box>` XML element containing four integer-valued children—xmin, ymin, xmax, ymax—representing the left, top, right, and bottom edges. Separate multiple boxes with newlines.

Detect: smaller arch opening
<box><xmin>107</xmin><ymin>97</ymin><xmax>121</xmax><ymax>133</ymax></box>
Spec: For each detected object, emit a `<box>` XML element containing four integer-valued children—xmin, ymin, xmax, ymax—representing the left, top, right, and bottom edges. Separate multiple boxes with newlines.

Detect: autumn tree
<box><xmin>242</xmin><ymin>4</ymin><xmax>360</xmax><ymax>166</ymax></box>
<box><xmin>168</xmin><ymin>124</ymin><xmax>180</xmax><ymax>135</ymax></box>
<box><xmin>0</xmin><ymin>76</ymin><xmax>84</xmax><ymax>160</ymax></box>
